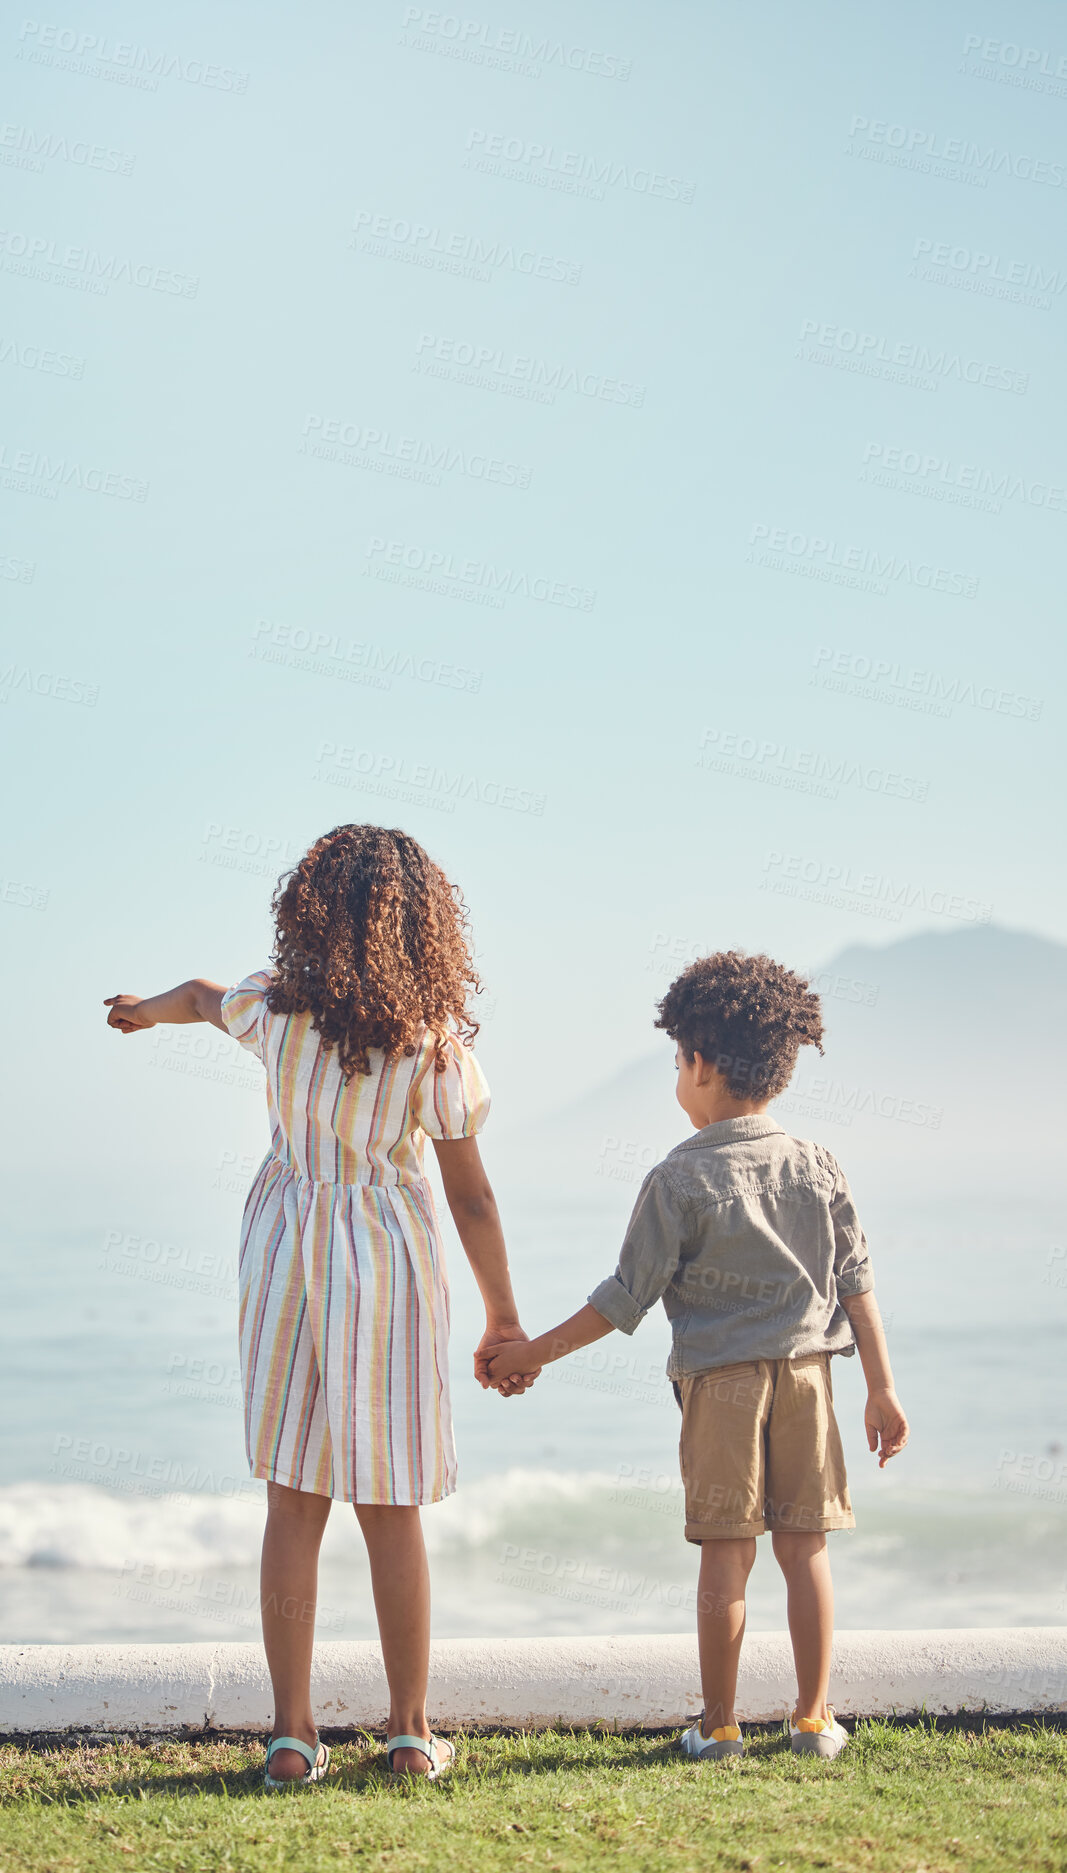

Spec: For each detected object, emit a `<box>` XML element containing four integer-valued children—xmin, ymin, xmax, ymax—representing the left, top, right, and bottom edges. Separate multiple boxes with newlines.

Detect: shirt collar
<box><xmin>676</xmin><ymin>1115</ymin><xmax>785</xmax><ymax>1150</ymax></box>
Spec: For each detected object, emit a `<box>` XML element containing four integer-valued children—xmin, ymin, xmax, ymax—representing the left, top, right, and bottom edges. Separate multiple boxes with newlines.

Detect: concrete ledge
<box><xmin>1</xmin><ymin>1632</ymin><xmax>1063</xmax><ymax>1733</ymax></box>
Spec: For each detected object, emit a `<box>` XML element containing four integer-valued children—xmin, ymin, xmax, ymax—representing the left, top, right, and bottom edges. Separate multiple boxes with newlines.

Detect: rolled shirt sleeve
<box><xmin>829</xmin><ymin>1160</ymin><xmax>875</xmax><ymax>1297</ymax></box>
<box><xmin>588</xmin><ymin>1167</ymin><xmax>692</xmax><ymax>1336</ymax></box>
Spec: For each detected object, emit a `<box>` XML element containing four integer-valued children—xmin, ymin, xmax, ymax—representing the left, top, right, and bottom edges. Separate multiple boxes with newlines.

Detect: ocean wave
<box><xmin>425</xmin><ymin>1467</ymin><xmax>625</xmax><ymax>1553</ymax></box>
<box><xmin>0</xmin><ymin>1470</ymin><xmax>626</xmax><ymax>1571</ymax></box>
<box><xmin>0</xmin><ymin>1482</ymin><xmax>264</xmax><ymax>1571</ymax></box>
<box><xmin>1</xmin><ymin>1470</ymin><xmax>1054</xmax><ymax>1577</ymax></box>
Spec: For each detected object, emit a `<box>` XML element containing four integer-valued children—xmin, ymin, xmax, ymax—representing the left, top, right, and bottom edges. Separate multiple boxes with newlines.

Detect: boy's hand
<box><xmin>865</xmin><ymin>1388</ymin><xmax>909</xmax><ymax>1467</ymax></box>
<box><xmin>486</xmin><ymin>1340</ymin><xmax>544</xmax><ymax>1387</ymax></box>
<box><xmin>474</xmin><ymin>1326</ymin><xmax>541</xmax><ymax>1397</ymax></box>
<box><xmin>104</xmin><ymin>995</ymin><xmax>154</xmax><ymax>1034</ymax></box>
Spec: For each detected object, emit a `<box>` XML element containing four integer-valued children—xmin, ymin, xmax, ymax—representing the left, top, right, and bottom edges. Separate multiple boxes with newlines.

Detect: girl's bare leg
<box><xmin>354</xmin><ymin>1504</ymin><xmax>437</xmax><ymax>1775</ymax></box>
<box><xmin>260</xmin><ymin>1481</ymin><xmax>333</xmax><ymax>1780</ymax></box>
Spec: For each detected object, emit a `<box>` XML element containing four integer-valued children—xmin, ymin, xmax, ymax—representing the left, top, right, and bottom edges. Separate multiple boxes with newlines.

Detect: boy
<box><xmin>485</xmin><ymin>951</ymin><xmax>908</xmax><ymax>1760</ymax></box>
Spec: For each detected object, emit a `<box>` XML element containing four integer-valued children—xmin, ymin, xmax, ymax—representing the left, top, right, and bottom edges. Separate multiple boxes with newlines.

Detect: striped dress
<box><xmin>220</xmin><ymin>968</ymin><xmax>490</xmax><ymax>1505</ymax></box>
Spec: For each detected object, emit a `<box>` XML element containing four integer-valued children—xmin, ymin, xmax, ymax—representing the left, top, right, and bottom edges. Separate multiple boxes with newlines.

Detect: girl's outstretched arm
<box><xmin>104</xmin><ymin>980</ymin><xmax>229</xmax><ymax>1035</ymax></box>
<box><xmin>431</xmin><ymin>1135</ymin><xmax>538</xmax><ymax>1398</ymax></box>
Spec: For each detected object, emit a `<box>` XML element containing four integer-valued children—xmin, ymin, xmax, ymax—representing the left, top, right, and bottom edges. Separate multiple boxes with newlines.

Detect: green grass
<box><xmin>0</xmin><ymin>1723</ymin><xmax>1064</xmax><ymax>1873</ymax></box>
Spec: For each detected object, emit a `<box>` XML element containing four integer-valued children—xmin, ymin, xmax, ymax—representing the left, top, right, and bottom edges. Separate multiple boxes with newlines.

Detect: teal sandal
<box><xmin>386</xmin><ymin>1733</ymin><xmax>454</xmax><ymax>1780</ymax></box>
<box><xmin>263</xmin><ymin>1734</ymin><xmax>331</xmax><ymax>1791</ymax></box>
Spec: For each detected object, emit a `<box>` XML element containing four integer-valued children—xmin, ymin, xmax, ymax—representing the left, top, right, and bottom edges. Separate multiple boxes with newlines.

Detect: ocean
<box><xmin>2</xmin><ymin>1199</ymin><xmax>1063</xmax><ymax>1644</ymax></box>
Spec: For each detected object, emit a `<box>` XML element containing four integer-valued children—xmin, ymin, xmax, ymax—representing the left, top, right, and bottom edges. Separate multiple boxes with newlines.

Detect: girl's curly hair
<box><xmin>264</xmin><ymin>825</ymin><xmax>481</xmax><ymax>1081</ymax></box>
<box><xmin>654</xmin><ymin>950</ymin><xmax>824</xmax><ymax>1100</ymax></box>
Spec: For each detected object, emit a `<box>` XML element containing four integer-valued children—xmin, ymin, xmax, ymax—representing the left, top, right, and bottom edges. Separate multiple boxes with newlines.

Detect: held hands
<box><xmin>485</xmin><ymin>1340</ymin><xmax>544</xmax><ymax>1388</ymax></box>
<box><xmin>865</xmin><ymin>1387</ymin><xmax>909</xmax><ymax>1467</ymax></box>
<box><xmin>104</xmin><ymin>995</ymin><xmax>154</xmax><ymax>1034</ymax></box>
<box><xmin>480</xmin><ymin>1308</ymin><xmax>603</xmax><ymax>1393</ymax></box>
<box><xmin>474</xmin><ymin>1326</ymin><xmax>542</xmax><ymax>1399</ymax></box>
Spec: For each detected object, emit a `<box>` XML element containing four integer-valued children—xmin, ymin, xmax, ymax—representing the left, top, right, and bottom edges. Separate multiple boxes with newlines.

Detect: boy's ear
<box><xmin>691</xmin><ymin>1049</ymin><xmax>715</xmax><ymax>1088</ymax></box>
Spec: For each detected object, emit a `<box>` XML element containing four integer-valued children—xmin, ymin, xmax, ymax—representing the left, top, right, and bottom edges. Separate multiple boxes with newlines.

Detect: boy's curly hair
<box><xmin>264</xmin><ymin>825</ymin><xmax>481</xmax><ymax>1081</ymax></box>
<box><xmin>654</xmin><ymin>951</ymin><xmax>823</xmax><ymax>1100</ymax></box>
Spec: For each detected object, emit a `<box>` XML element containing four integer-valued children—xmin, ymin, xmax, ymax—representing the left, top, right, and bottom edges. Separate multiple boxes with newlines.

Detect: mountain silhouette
<box><xmin>491</xmin><ymin>925</ymin><xmax>1065</xmax><ymax>1207</ymax></box>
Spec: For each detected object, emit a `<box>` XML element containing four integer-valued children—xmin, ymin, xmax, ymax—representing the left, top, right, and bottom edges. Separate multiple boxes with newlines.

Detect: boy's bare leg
<box><xmin>354</xmin><ymin>1504</ymin><xmax>436</xmax><ymax>1776</ymax></box>
<box><xmin>696</xmin><ymin>1536</ymin><xmax>757</xmax><ymax>1730</ymax></box>
<box><xmin>772</xmin><ymin>1530</ymin><xmax>834</xmax><ymax>1720</ymax></box>
<box><xmin>260</xmin><ymin>1481</ymin><xmax>333</xmax><ymax>1779</ymax></box>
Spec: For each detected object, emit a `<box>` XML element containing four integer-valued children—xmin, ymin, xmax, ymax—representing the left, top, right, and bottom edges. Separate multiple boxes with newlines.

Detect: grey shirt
<box><xmin>587</xmin><ymin>1115</ymin><xmax>874</xmax><ymax>1380</ymax></box>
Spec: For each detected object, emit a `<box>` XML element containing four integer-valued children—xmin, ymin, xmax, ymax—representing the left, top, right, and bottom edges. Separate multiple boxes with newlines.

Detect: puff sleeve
<box><xmin>219</xmin><ymin>968</ymin><xmax>273</xmax><ymax>1064</ymax></box>
<box><xmin>412</xmin><ymin>1030</ymin><xmax>491</xmax><ymax>1139</ymax></box>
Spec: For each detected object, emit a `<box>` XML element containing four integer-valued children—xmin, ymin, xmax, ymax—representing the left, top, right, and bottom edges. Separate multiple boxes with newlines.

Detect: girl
<box><xmin>105</xmin><ymin>824</ymin><xmax>535</xmax><ymax>1787</ymax></box>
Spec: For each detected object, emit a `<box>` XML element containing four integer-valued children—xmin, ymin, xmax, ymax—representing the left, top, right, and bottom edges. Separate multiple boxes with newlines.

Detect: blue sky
<box><xmin>1</xmin><ymin>0</ymin><xmax>1063</xmax><ymax>1225</ymax></box>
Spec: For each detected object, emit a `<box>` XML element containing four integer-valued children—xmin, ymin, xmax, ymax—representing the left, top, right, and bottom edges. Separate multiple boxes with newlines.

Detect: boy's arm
<box><xmin>105</xmin><ymin>980</ymin><xmax>229</xmax><ymax>1034</ymax></box>
<box><xmin>486</xmin><ymin>1167</ymin><xmax>690</xmax><ymax>1385</ymax></box>
<box><xmin>826</xmin><ymin>1156</ymin><xmax>908</xmax><ymax>1466</ymax></box>
<box><xmin>840</xmin><ymin>1290</ymin><xmax>909</xmax><ymax>1467</ymax></box>
<box><xmin>431</xmin><ymin>1137</ymin><xmax>537</xmax><ymax>1398</ymax></box>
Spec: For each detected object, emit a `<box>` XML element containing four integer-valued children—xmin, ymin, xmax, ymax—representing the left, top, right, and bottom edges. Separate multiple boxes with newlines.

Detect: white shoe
<box><xmin>263</xmin><ymin>1734</ymin><xmax>330</xmax><ymax>1790</ymax></box>
<box><xmin>788</xmin><ymin>1707</ymin><xmax>849</xmax><ymax>1759</ymax></box>
<box><xmin>386</xmin><ymin>1733</ymin><xmax>455</xmax><ymax>1780</ymax></box>
<box><xmin>679</xmin><ymin>1715</ymin><xmax>744</xmax><ymax>1760</ymax></box>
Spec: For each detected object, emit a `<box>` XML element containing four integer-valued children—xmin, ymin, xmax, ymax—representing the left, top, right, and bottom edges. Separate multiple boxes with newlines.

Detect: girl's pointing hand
<box><xmin>104</xmin><ymin>994</ymin><xmax>154</xmax><ymax>1033</ymax></box>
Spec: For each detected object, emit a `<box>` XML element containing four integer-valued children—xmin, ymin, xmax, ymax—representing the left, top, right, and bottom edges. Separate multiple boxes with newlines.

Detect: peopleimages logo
<box><xmin>759</xmin><ymin>851</ymin><xmax>992</xmax><ymax>925</ymax></box>
<box><xmin>314</xmin><ymin>741</ymin><xmax>547</xmax><ymax>817</ymax></box>
<box><xmin>698</xmin><ymin>727</ymin><xmax>928</xmax><ymax>803</ymax></box>
<box><xmin>252</xmin><ymin>618</ymin><xmax>484</xmax><ymax>694</ymax></box>
<box><xmin>906</xmin><ymin>237</ymin><xmax>1063</xmax><ymax>303</ymax></box>
<box><xmin>811</xmin><ymin>648</ymin><xmax>1042</xmax><ymax>723</ymax></box>
<box><xmin>0</xmin><ymin>227</ymin><xmax>198</xmax><ymax>296</ymax></box>
<box><xmin>51</xmin><ymin>1434</ymin><xmax>256</xmax><ymax>1498</ymax></box>
<box><xmin>0</xmin><ymin>333</ymin><xmax>85</xmax><ymax>376</ymax></box>
<box><xmin>860</xmin><ymin>442</ymin><xmax>1067</xmax><ymax>515</ymax></box>
<box><xmin>364</xmin><ymin>536</ymin><xmax>596</xmax><ymax>610</ymax></box>
<box><xmin>790</xmin><ymin>1076</ymin><xmax>943</xmax><ymax>1130</ymax></box>
<box><xmin>200</xmin><ymin>821</ymin><xmax>308</xmax><ymax>880</ymax></box>
<box><xmin>464</xmin><ymin>128</ymin><xmax>695</xmax><ymax>202</ymax></box>
<box><xmin>413</xmin><ymin>332</ymin><xmax>645</xmax><ymax>407</ymax></box>
<box><xmin>0</xmin><ymin>558</ymin><xmax>36</xmax><ymax>584</ymax></box>
<box><xmin>0</xmin><ymin>442</ymin><xmax>148</xmax><ymax>500</ymax></box>
<box><xmin>962</xmin><ymin>33</ymin><xmax>1067</xmax><ymax>79</ymax></box>
<box><xmin>352</xmin><ymin>209</ymin><xmax>581</xmax><ymax>286</ymax></box>
<box><xmin>797</xmin><ymin>319</ymin><xmax>1027</xmax><ymax>394</ymax></box>
<box><xmin>16</xmin><ymin>21</ymin><xmax>250</xmax><ymax>91</ymax></box>
<box><xmin>399</xmin><ymin>9</ymin><xmax>633</xmax><ymax>81</ymax></box>
<box><xmin>0</xmin><ymin>873</ymin><xmax>49</xmax><ymax>910</ymax></box>
<box><xmin>0</xmin><ymin>122</ymin><xmax>135</xmax><ymax>174</ymax></box>
<box><xmin>300</xmin><ymin>415</ymin><xmax>531</xmax><ymax>490</ymax></box>
<box><xmin>0</xmin><ymin>661</ymin><xmax>97</xmax><ymax>703</ymax></box>
<box><xmin>747</xmin><ymin>523</ymin><xmax>978</xmax><ymax>598</ymax></box>
<box><xmin>846</xmin><ymin>116</ymin><xmax>1066</xmax><ymax>187</ymax></box>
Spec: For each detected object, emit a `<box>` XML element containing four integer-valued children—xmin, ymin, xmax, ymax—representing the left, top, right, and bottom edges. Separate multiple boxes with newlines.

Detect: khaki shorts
<box><xmin>675</xmin><ymin>1352</ymin><xmax>854</xmax><ymax>1542</ymax></box>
